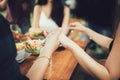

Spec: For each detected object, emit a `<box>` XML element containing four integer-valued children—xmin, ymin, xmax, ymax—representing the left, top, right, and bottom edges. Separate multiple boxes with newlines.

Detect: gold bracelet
<box><xmin>37</xmin><ymin>56</ymin><xmax>50</xmax><ymax>61</ymax></box>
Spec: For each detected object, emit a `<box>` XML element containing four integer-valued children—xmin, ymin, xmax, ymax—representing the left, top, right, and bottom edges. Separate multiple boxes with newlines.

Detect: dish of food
<box><xmin>15</xmin><ymin>42</ymin><xmax>31</xmax><ymax>63</ymax></box>
<box><xmin>12</xmin><ymin>31</ymin><xmax>29</xmax><ymax>42</ymax></box>
<box><xmin>13</xmin><ymin>31</ymin><xmax>46</xmax><ymax>62</ymax></box>
<box><xmin>28</xmin><ymin>32</ymin><xmax>45</xmax><ymax>40</ymax></box>
<box><xmin>16</xmin><ymin>42</ymin><xmax>26</xmax><ymax>51</ymax></box>
<box><xmin>25</xmin><ymin>40</ymin><xmax>44</xmax><ymax>55</ymax></box>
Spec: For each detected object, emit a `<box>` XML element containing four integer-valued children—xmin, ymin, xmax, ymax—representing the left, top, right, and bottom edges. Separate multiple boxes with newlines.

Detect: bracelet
<box><xmin>89</xmin><ymin>36</ymin><xmax>92</xmax><ymax>40</ymax></box>
<box><xmin>37</xmin><ymin>56</ymin><xmax>50</xmax><ymax>61</ymax></box>
<box><xmin>89</xmin><ymin>35</ymin><xmax>93</xmax><ymax>40</ymax></box>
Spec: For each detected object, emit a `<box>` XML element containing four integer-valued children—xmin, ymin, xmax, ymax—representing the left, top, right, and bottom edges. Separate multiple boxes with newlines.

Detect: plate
<box><xmin>16</xmin><ymin>49</ymin><xmax>32</xmax><ymax>63</ymax></box>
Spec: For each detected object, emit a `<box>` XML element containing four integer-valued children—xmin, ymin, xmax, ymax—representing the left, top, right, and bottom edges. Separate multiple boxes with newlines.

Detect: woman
<box><xmin>0</xmin><ymin>0</ymin><xmax>61</xmax><ymax>80</ymax></box>
<box><xmin>6</xmin><ymin>0</ymin><xmax>33</xmax><ymax>34</ymax></box>
<box><xmin>59</xmin><ymin>0</ymin><xmax>120</xmax><ymax>79</ymax></box>
<box><xmin>29</xmin><ymin>0</ymin><xmax>70</xmax><ymax>36</ymax></box>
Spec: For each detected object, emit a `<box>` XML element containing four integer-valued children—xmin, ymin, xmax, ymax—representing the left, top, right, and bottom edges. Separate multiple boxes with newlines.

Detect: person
<box><xmin>6</xmin><ymin>0</ymin><xmax>33</xmax><ymax>34</ymax></box>
<box><xmin>29</xmin><ymin>0</ymin><xmax>70</xmax><ymax>36</ymax></box>
<box><xmin>17</xmin><ymin>0</ymin><xmax>33</xmax><ymax>34</ymax></box>
<box><xmin>59</xmin><ymin>0</ymin><xmax>120</xmax><ymax>79</ymax></box>
<box><xmin>72</xmin><ymin>0</ymin><xmax>116</xmax><ymax>59</ymax></box>
<box><xmin>0</xmin><ymin>0</ymin><xmax>61</xmax><ymax>80</ymax></box>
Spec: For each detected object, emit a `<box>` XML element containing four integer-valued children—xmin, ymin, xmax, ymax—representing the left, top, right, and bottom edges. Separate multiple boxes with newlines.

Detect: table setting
<box><xmin>12</xmin><ymin>31</ymin><xmax>46</xmax><ymax>63</ymax></box>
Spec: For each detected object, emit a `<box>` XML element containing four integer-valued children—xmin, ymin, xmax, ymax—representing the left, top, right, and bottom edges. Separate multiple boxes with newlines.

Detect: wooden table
<box><xmin>20</xmin><ymin>41</ymin><xmax>87</xmax><ymax>80</ymax></box>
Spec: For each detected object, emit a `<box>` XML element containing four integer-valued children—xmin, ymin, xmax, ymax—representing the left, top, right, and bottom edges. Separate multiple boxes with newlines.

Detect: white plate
<box><xmin>16</xmin><ymin>49</ymin><xmax>32</xmax><ymax>63</ymax></box>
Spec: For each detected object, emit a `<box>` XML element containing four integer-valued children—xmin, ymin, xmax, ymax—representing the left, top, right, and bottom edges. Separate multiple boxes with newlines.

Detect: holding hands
<box><xmin>59</xmin><ymin>22</ymin><xmax>85</xmax><ymax>49</ymax></box>
<box><xmin>40</xmin><ymin>28</ymin><xmax>61</xmax><ymax>57</ymax></box>
<box><xmin>44</xmin><ymin>29</ymin><xmax>61</xmax><ymax>52</ymax></box>
<box><xmin>43</xmin><ymin>22</ymin><xmax>84</xmax><ymax>50</ymax></box>
<box><xmin>39</xmin><ymin>22</ymin><xmax>85</xmax><ymax>57</ymax></box>
<box><xmin>59</xmin><ymin>33</ymin><xmax>75</xmax><ymax>49</ymax></box>
<box><xmin>28</xmin><ymin>27</ymin><xmax>43</xmax><ymax>37</ymax></box>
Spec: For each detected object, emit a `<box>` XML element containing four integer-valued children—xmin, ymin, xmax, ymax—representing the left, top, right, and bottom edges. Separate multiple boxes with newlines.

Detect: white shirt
<box><xmin>39</xmin><ymin>11</ymin><xmax>59</xmax><ymax>31</ymax></box>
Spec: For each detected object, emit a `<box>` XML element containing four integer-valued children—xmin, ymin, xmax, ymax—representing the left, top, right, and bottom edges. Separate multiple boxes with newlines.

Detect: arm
<box><xmin>28</xmin><ymin>5</ymin><xmax>42</xmax><ymax>35</ymax></box>
<box><xmin>26</xmin><ymin>29</ymin><xmax>61</xmax><ymax>80</ymax></box>
<box><xmin>105</xmin><ymin>31</ymin><xmax>120</xmax><ymax>79</ymax></box>
<box><xmin>61</xmin><ymin>6</ymin><xmax>70</xmax><ymax>35</ymax></box>
<box><xmin>84</xmin><ymin>27</ymin><xmax>113</xmax><ymax>49</ymax></box>
<box><xmin>70</xmin><ymin>22</ymin><xmax>113</xmax><ymax>49</ymax></box>
<box><xmin>26</xmin><ymin>48</ymin><xmax>50</xmax><ymax>80</ymax></box>
<box><xmin>59</xmin><ymin>33</ymin><xmax>120</xmax><ymax>80</ymax></box>
<box><xmin>32</xmin><ymin>5</ymin><xmax>41</xmax><ymax>28</ymax></box>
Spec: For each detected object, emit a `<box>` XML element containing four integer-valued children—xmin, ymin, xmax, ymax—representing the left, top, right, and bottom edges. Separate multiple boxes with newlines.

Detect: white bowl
<box><xmin>16</xmin><ymin>49</ymin><xmax>32</xmax><ymax>63</ymax></box>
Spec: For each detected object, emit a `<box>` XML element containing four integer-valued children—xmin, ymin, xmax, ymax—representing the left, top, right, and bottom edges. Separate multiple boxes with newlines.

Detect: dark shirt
<box><xmin>0</xmin><ymin>14</ymin><xmax>29</xmax><ymax>80</ymax></box>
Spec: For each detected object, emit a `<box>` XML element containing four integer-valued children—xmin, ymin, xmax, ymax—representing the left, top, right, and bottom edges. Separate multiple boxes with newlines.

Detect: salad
<box><xmin>25</xmin><ymin>40</ymin><xmax>44</xmax><ymax>55</ymax></box>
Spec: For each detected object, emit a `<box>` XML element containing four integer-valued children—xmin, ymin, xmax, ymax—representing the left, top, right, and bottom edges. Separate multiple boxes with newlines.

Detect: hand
<box><xmin>28</xmin><ymin>28</ymin><xmax>43</xmax><ymax>37</ymax></box>
<box><xmin>43</xmin><ymin>30</ymin><xmax>54</xmax><ymax>37</ymax></box>
<box><xmin>59</xmin><ymin>33</ymin><xmax>76</xmax><ymax>49</ymax></box>
<box><xmin>69</xmin><ymin>22</ymin><xmax>87</xmax><ymax>32</ymax></box>
<box><xmin>40</xmin><ymin>29</ymin><xmax>61</xmax><ymax>56</ymax></box>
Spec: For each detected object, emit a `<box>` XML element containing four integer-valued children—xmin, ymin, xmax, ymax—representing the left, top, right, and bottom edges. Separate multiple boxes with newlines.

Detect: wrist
<box><xmin>37</xmin><ymin>56</ymin><xmax>50</xmax><ymax>61</ymax></box>
<box><xmin>84</xmin><ymin>27</ymin><xmax>93</xmax><ymax>40</ymax></box>
<box><xmin>82</xmin><ymin>26</ymin><xmax>88</xmax><ymax>33</ymax></box>
<box><xmin>39</xmin><ymin>46</ymin><xmax>51</xmax><ymax>58</ymax></box>
<box><xmin>67</xmin><ymin>40</ymin><xmax>79</xmax><ymax>50</ymax></box>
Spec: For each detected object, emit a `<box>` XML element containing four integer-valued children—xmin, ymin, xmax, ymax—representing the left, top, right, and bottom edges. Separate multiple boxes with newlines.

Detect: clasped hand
<box><xmin>41</xmin><ymin>22</ymin><xmax>85</xmax><ymax>56</ymax></box>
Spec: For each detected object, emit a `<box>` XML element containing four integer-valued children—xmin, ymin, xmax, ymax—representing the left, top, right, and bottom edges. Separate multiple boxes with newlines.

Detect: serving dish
<box><xmin>13</xmin><ymin>31</ymin><xmax>45</xmax><ymax>62</ymax></box>
<box><xmin>16</xmin><ymin>49</ymin><xmax>32</xmax><ymax>63</ymax></box>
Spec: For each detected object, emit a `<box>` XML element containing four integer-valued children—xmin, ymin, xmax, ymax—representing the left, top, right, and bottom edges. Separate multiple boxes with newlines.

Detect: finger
<box><xmin>59</xmin><ymin>33</ymin><xmax>68</xmax><ymax>48</ymax></box>
<box><xmin>68</xmin><ymin>26</ymin><xmax>76</xmax><ymax>30</ymax></box>
<box><xmin>43</xmin><ymin>30</ymin><xmax>48</xmax><ymax>37</ymax></box>
<box><xmin>69</xmin><ymin>22</ymin><xmax>76</xmax><ymax>27</ymax></box>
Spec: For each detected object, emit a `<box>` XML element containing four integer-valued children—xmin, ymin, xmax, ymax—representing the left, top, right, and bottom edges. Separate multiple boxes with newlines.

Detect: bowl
<box><xmin>16</xmin><ymin>49</ymin><xmax>32</xmax><ymax>63</ymax></box>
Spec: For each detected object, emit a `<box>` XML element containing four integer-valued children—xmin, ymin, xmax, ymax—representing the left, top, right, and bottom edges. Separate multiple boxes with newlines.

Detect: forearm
<box><xmin>61</xmin><ymin>18</ymin><xmax>69</xmax><ymax>35</ymax></box>
<box><xmin>31</xmin><ymin>5</ymin><xmax>41</xmax><ymax>28</ymax></box>
<box><xmin>84</xmin><ymin>27</ymin><xmax>113</xmax><ymax>48</ymax></box>
<box><xmin>26</xmin><ymin>57</ymin><xmax>49</xmax><ymax>80</ymax></box>
<box><xmin>26</xmin><ymin>47</ymin><xmax>51</xmax><ymax>80</ymax></box>
<box><xmin>69</xmin><ymin>42</ymin><xmax>111</xmax><ymax>79</ymax></box>
<box><xmin>61</xmin><ymin>6</ymin><xmax>70</xmax><ymax>35</ymax></box>
<box><xmin>61</xmin><ymin>26</ymin><xmax>69</xmax><ymax>35</ymax></box>
<box><xmin>31</xmin><ymin>17</ymin><xmax>39</xmax><ymax>28</ymax></box>
<box><xmin>26</xmin><ymin>28</ymin><xmax>61</xmax><ymax>80</ymax></box>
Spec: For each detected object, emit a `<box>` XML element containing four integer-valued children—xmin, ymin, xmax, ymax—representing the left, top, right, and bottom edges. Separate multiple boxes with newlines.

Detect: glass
<box><xmin>10</xmin><ymin>24</ymin><xmax>22</xmax><ymax>33</ymax></box>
